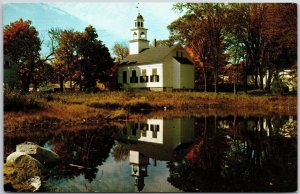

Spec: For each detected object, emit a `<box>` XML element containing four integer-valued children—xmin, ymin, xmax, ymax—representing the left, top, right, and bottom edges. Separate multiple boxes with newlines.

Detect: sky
<box><xmin>3</xmin><ymin>2</ymin><xmax>182</xmax><ymax>57</ymax></box>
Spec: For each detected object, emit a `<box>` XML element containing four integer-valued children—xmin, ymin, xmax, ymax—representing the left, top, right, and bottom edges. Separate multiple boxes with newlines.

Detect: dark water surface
<box><xmin>4</xmin><ymin>114</ymin><xmax>297</xmax><ymax>192</ymax></box>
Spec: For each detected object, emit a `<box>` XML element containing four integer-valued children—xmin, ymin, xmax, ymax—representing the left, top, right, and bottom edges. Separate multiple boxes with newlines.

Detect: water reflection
<box><xmin>167</xmin><ymin>116</ymin><xmax>297</xmax><ymax>192</ymax></box>
<box><xmin>4</xmin><ymin>115</ymin><xmax>297</xmax><ymax>192</ymax></box>
<box><xmin>116</xmin><ymin>118</ymin><xmax>196</xmax><ymax>191</ymax></box>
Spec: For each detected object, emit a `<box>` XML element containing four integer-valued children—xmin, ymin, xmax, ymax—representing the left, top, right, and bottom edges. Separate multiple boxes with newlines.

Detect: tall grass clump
<box><xmin>4</xmin><ymin>91</ymin><xmax>45</xmax><ymax>112</ymax></box>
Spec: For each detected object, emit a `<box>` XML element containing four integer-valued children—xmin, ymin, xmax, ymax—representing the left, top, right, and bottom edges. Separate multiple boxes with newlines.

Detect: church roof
<box><xmin>173</xmin><ymin>57</ymin><xmax>193</xmax><ymax>65</ymax></box>
<box><xmin>120</xmin><ymin>45</ymin><xmax>178</xmax><ymax>66</ymax></box>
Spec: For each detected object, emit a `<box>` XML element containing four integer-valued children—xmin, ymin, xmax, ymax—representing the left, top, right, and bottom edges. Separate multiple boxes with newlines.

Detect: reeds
<box><xmin>4</xmin><ymin>91</ymin><xmax>296</xmax><ymax>132</ymax></box>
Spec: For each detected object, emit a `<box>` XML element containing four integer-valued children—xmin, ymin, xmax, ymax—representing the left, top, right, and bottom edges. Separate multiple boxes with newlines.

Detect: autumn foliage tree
<box><xmin>169</xmin><ymin>3</ymin><xmax>296</xmax><ymax>93</ymax></box>
<box><xmin>169</xmin><ymin>3</ymin><xmax>228</xmax><ymax>93</ymax></box>
<box><xmin>262</xmin><ymin>3</ymin><xmax>297</xmax><ymax>92</ymax></box>
<box><xmin>112</xmin><ymin>42</ymin><xmax>129</xmax><ymax>62</ymax></box>
<box><xmin>4</xmin><ymin>19</ymin><xmax>41</xmax><ymax>92</ymax></box>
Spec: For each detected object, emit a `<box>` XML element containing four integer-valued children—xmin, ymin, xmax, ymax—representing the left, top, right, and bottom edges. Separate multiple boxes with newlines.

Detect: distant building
<box><xmin>4</xmin><ymin>55</ymin><xmax>18</xmax><ymax>88</ymax></box>
<box><xmin>118</xmin><ymin>13</ymin><xmax>195</xmax><ymax>91</ymax></box>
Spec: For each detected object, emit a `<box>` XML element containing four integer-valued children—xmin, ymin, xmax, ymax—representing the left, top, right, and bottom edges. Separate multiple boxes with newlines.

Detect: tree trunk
<box><xmin>259</xmin><ymin>74</ymin><xmax>264</xmax><ymax>90</ymax></box>
<box><xmin>203</xmin><ymin>67</ymin><xmax>207</xmax><ymax>92</ymax></box>
<box><xmin>254</xmin><ymin>72</ymin><xmax>259</xmax><ymax>89</ymax></box>
<box><xmin>59</xmin><ymin>76</ymin><xmax>64</xmax><ymax>92</ymax></box>
<box><xmin>265</xmin><ymin>69</ymin><xmax>273</xmax><ymax>92</ymax></box>
<box><xmin>214</xmin><ymin>69</ymin><xmax>218</xmax><ymax>93</ymax></box>
<box><xmin>244</xmin><ymin>63</ymin><xmax>248</xmax><ymax>93</ymax></box>
<box><xmin>33</xmin><ymin>80</ymin><xmax>38</xmax><ymax>93</ymax></box>
<box><xmin>23</xmin><ymin>76</ymin><xmax>30</xmax><ymax>93</ymax></box>
<box><xmin>266</xmin><ymin>117</ymin><xmax>273</xmax><ymax>137</ymax></box>
<box><xmin>69</xmin><ymin>74</ymin><xmax>72</xmax><ymax>91</ymax></box>
<box><xmin>259</xmin><ymin>66</ymin><xmax>264</xmax><ymax>90</ymax></box>
<box><xmin>234</xmin><ymin>68</ymin><xmax>237</xmax><ymax>95</ymax></box>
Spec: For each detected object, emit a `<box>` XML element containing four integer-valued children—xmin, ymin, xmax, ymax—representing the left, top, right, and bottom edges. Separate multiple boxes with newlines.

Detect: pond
<box><xmin>4</xmin><ymin>114</ymin><xmax>297</xmax><ymax>192</ymax></box>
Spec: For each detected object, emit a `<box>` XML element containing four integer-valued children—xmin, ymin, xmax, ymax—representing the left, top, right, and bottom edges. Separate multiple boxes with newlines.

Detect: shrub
<box><xmin>4</xmin><ymin>91</ymin><xmax>45</xmax><ymax>112</ymax></box>
<box><xmin>271</xmin><ymin>78</ymin><xmax>289</xmax><ymax>95</ymax></box>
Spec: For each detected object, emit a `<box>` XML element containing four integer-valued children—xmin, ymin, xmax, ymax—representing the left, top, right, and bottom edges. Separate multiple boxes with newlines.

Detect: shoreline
<box><xmin>4</xmin><ymin>91</ymin><xmax>297</xmax><ymax>131</ymax></box>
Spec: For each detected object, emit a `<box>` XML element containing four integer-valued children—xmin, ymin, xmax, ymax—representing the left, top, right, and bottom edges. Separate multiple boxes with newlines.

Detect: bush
<box><xmin>271</xmin><ymin>78</ymin><xmax>289</xmax><ymax>95</ymax></box>
<box><xmin>4</xmin><ymin>91</ymin><xmax>45</xmax><ymax>112</ymax></box>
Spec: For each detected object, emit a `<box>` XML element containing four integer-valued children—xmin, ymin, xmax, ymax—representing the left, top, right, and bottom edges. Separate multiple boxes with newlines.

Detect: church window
<box><xmin>140</xmin><ymin>123</ymin><xmax>148</xmax><ymax>137</ymax></box>
<box><xmin>138</xmin><ymin>22</ymin><xmax>140</xmax><ymax>27</ymax></box>
<box><xmin>150</xmin><ymin>124</ymin><xmax>154</xmax><ymax>131</ymax></box>
<box><xmin>152</xmin><ymin>131</ymin><xmax>157</xmax><ymax>138</ymax></box>
<box><xmin>152</xmin><ymin>68</ymin><xmax>157</xmax><ymax>75</ymax></box>
<box><xmin>123</xmin><ymin>71</ymin><xmax>127</xmax><ymax>83</ymax></box>
<box><xmin>141</xmin><ymin>22</ymin><xmax>143</xmax><ymax>27</ymax></box>
<box><xmin>150</xmin><ymin>68</ymin><xmax>159</xmax><ymax>82</ymax></box>
<box><xmin>140</xmin><ymin>32</ymin><xmax>146</xmax><ymax>39</ymax></box>
<box><xmin>140</xmin><ymin>69</ymin><xmax>148</xmax><ymax>83</ymax></box>
<box><xmin>130</xmin><ymin>70</ymin><xmax>138</xmax><ymax>83</ymax></box>
<box><xmin>132</xmin><ymin>70</ymin><xmax>137</xmax><ymax>77</ymax></box>
<box><xmin>142</xmin><ymin>69</ymin><xmax>146</xmax><ymax>76</ymax></box>
<box><xmin>133</xmin><ymin>32</ymin><xmax>137</xmax><ymax>39</ymax></box>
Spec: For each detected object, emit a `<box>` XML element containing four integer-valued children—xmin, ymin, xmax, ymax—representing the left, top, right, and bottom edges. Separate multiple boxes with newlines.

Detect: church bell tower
<box><xmin>129</xmin><ymin>13</ymin><xmax>150</xmax><ymax>55</ymax></box>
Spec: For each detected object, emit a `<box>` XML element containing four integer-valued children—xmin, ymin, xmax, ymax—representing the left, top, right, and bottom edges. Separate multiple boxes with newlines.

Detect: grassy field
<box><xmin>4</xmin><ymin>90</ymin><xmax>297</xmax><ymax>132</ymax></box>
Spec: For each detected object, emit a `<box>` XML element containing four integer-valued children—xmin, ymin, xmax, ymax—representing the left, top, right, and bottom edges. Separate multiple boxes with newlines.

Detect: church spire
<box><xmin>129</xmin><ymin>9</ymin><xmax>149</xmax><ymax>55</ymax></box>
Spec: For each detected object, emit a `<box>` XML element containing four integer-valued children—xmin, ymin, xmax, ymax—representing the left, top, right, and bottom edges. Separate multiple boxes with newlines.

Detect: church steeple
<box><xmin>129</xmin><ymin>13</ymin><xmax>150</xmax><ymax>55</ymax></box>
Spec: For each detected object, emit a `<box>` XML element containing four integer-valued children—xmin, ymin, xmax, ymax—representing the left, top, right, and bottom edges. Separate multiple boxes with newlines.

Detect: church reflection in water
<box><xmin>117</xmin><ymin>117</ymin><xmax>196</xmax><ymax>192</ymax></box>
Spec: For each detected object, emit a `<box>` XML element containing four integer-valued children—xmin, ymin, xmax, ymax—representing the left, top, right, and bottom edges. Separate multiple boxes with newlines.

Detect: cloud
<box><xmin>49</xmin><ymin>2</ymin><xmax>181</xmax><ymax>49</ymax></box>
<box><xmin>4</xmin><ymin>2</ymin><xmax>182</xmax><ymax>54</ymax></box>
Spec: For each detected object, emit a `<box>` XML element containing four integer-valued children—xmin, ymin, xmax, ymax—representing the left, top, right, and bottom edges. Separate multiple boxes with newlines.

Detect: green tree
<box><xmin>76</xmin><ymin>25</ymin><xmax>114</xmax><ymax>91</ymax></box>
<box><xmin>53</xmin><ymin>26</ymin><xmax>113</xmax><ymax>92</ymax></box>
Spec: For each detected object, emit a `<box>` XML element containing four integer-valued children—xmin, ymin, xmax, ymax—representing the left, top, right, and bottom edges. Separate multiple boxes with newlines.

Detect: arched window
<box><xmin>141</xmin><ymin>22</ymin><xmax>143</xmax><ymax>27</ymax></box>
<box><xmin>140</xmin><ymin>32</ymin><xmax>146</xmax><ymax>39</ymax></box>
<box><xmin>138</xmin><ymin>22</ymin><xmax>140</xmax><ymax>27</ymax></box>
<box><xmin>133</xmin><ymin>32</ymin><xmax>137</xmax><ymax>39</ymax></box>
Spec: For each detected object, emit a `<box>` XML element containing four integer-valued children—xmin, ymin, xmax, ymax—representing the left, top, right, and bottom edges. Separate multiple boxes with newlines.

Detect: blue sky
<box><xmin>3</xmin><ymin>2</ymin><xmax>181</xmax><ymax>57</ymax></box>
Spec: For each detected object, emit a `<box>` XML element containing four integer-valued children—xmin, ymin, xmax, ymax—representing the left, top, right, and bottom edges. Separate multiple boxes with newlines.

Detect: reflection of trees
<box><xmin>4</xmin><ymin>125</ymin><xmax>117</xmax><ymax>183</ymax></box>
<box><xmin>167</xmin><ymin>116</ymin><xmax>297</xmax><ymax>192</ymax></box>
<box><xmin>112</xmin><ymin>142</ymin><xmax>129</xmax><ymax>162</ymax></box>
<box><xmin>49</xmin><ymin>127</ymin><xmax>116</xmax><ymax>182</ymax></box>
<box><xmin>168</xmin><ymin>116</ymin><xmax>228</xmax><ymax>192</ymax></box>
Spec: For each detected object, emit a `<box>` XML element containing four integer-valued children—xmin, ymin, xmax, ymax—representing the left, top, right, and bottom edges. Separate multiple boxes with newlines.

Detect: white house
<box><xmin>118</xmin><ymin>13</ymin><xmax>195</xmax><ymax>91</ymax></box>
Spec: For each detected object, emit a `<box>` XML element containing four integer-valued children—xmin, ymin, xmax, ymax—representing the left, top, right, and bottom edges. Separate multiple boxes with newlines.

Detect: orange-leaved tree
<box><xmin>4</xmin><ymin>19</ymin><xmax>41</xmax><ymax>92</ymax></box>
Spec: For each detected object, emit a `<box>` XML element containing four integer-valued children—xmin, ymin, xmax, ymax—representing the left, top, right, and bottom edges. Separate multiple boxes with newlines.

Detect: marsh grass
<box><xmin>4</xmin><ymin>91</ymin><xmax>296</xmax><ymax>131</ymax></box>
<box><xmin>4</xmin><ymin>91</ymin><xmax>46</xmax><ymax>111</ymax></box>
<box><xmin>51</xmin><ymin>91</ymin><xmax>297</xmax><ymax>110</ymax></box>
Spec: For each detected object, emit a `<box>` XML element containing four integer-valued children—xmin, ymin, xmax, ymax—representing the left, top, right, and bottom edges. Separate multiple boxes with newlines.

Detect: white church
<box><xmin>118</xmin><ymin>13</ymin><xmax>195</xmax><ymax>91</ymax></box>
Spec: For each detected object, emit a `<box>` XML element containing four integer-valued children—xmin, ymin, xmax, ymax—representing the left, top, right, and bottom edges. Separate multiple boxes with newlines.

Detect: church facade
<box><xmin>117</xmin><ymin>13</ymin><xmax>195</xmax><ymax>91</ymax></box>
